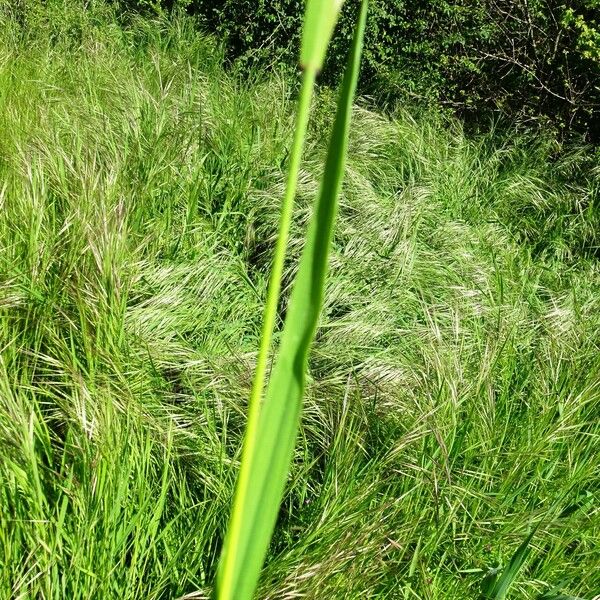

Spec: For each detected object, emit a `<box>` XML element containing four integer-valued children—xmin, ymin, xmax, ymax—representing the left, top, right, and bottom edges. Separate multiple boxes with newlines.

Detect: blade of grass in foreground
<box><xmin>215</xmin><ymin>2</ymin><xmax>368</xmax><ymax>599</ymax></box>
<box><xmin>481</xmin><ymin>526</ymin><xmax>539</xmax><ymax>600</ymax></box>
<box><xmin>215</xmin><ymin>1</ymin><xmax>331</xmax><ymax>596</ymax></box>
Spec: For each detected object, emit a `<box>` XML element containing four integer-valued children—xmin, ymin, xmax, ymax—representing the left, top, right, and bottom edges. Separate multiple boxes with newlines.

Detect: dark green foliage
<box><xmin>149</xmin><ymin>0</ymin><xmax>600</xmax><ymax>142</ymax></box>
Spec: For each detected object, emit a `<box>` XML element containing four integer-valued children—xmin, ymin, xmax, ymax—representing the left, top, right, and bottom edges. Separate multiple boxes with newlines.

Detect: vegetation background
<box><xmin>0</xmin><ymin>0</ymin><xmax>598</xmax><ymax>599</ymax></box>
<box><xmin>129</xmin><ymin>0</ymin><xmax>600</xmax><ymax>142</ymax></box>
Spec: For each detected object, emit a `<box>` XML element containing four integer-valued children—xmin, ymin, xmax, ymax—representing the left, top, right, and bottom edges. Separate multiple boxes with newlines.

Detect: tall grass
<box><xmin>217</xmin><ymin>3</ymin><xmax>367</xmax><ymax>597</ymax></box>
<box><xmin>0</xmin><ymin>1</ymin><xmax>599</xmax><ymax>599</ymax></box>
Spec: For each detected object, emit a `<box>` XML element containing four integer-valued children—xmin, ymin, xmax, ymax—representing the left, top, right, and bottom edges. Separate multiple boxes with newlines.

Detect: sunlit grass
<box><xmin>0</xmin><ymin>1</ymin><xmax>598</xmax><ymax>599</ymax></box>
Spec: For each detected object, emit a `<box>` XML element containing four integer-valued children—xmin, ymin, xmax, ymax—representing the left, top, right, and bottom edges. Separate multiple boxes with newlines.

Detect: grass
<box><xmin>216</xmin><ymin>2</ymin><xmax>368</xmax><ymax>598</ymax></box>
<box><xmin>0</xmin><ymin>1</ymin><xmax>599</xmax><ymax>598</ymax></box>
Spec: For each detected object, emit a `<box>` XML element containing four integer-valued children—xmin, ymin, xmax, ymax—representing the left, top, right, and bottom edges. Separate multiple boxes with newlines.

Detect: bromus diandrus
<box><xmin>215</xmin><ymin>1</ymin><xmax>369</xmax><ymax>599</ymax></box>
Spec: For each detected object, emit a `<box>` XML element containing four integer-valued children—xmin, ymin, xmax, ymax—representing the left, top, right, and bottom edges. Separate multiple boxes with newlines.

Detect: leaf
<box><xmin>481</xmin><ymin>526</ymin><xmax>539</xmax><ymax>600</ymax></box>
<box><xmin>537</xmin><ymin>580</ymin><xmax>588</xmax><ymax>600</ymax></box>
<box><xmin>538</xmin><ymin>592</ymin><xmax>588</xmax><ymax>599</ymax></box>
<box><xmin>215</xmin><ymin>2</ymin><xmax>369</xmax><ymax>599</ymax></box>
<box><xmin>301</xmin><ymin>0</ymin><xmax>345</xmax><ymax>71</ymax></box>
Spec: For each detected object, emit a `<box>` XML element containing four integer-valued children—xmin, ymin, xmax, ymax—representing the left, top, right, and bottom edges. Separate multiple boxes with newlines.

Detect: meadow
<box><xmin>0</xmin><ymin>2</ymin><xmax>599</xmax><ymax>598</ymax></box>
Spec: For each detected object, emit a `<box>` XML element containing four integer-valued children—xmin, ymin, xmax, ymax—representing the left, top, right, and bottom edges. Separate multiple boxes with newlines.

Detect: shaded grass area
<box><xmin>0</xmin><ymin>2</ymin><xmax>599</xmax><ymax>598</ymax></box>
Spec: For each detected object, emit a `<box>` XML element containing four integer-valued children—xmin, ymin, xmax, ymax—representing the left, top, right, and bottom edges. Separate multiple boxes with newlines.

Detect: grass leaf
<box><xmin>481</xmin><ymin>526</ymin><xmax>539</xmax><ymax>600</ymax></box>
<box><xmin>215</xmin><ymin>2</ymin><xmax>369</xmax><ymax>599</ymax></box>
<box><xmin>301</xmin><ymin>0</ymin><xmax>345</xmax><ymax>71</ymax></box>
<box><xmin>537</xmin><ymin>580</ymin><xmax>588</xmax><ymax>600</ymax></box>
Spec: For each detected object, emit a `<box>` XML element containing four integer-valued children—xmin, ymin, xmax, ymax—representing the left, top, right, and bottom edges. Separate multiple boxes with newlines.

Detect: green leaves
<box><xmin>537</xmin><ymin>584</ymin><xmax>588</xmax><ymax>600</ymax></box>
<box><xmin>215</xmin><ymin>2</ymin><xmax>368</xmax><ymax>599</ymax></box>
<box><xmin>301</xmin><ymin>0</ymin><xmax>345</xmax><ymax>71</ymax></box>
<box><xmin>481</xmin><ymin>526</ymin><xmax>538</xmax><ymax>600</ymax></box>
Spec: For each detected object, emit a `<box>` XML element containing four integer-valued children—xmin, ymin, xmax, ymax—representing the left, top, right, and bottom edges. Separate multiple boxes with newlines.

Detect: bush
<box><xmin>139</xmin><ymin>0</ymin><xmax>600</xmax><ymax>142</ymax></box>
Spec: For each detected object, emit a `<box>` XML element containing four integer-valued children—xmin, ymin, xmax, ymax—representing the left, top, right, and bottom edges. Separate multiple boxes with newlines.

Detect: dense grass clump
<box><xmin>0</xmin><ymin>2</ymin><xmax>599</xmax><ymax>598</ymax></box>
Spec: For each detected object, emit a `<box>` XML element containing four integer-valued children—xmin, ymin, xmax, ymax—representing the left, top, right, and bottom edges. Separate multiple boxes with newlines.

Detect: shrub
<box><xmin>131</xmin><ymin>0</ymin><xmax>600</xmax><ymax>142</ymax></box>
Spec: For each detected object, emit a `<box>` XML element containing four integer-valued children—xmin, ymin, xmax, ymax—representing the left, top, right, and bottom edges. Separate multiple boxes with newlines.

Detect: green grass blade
<box><xmin>215</xmin><ymin>2</ymin><xmax>368</xmax><ymax>598</ymax></box>
<box><xmin>481</xmin><ymin>526</ymin><xmax>539</xmax><ymax>600</ymax></box>
<box><xmin>214</xmin><ymin>66</ymin><xmax>316</xmax><ymax>600</ymax></box>
<box><xmin>538</xmin><ymin>593</ymin><xmax>588</xmax><ymax>600</ymax></box>
<box><xmin>214</xmin><ymin>1</ymin><xmax>328</xmax><ymax>596</ymax></box>
<box><xmin>301</xmin><ymin>0</ymin><xmax>345</xmax><ymax>71</ymax></box>
<box><xmin>536</xmin><ymin>581</ymin><xmax>587</xmax><ymax>600</ymax></box>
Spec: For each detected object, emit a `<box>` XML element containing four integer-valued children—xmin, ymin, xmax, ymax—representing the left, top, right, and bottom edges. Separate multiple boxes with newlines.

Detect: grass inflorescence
<box><xmin>0</xmin><ymin>1</ymin><xmax>599</xmax><ymax>598</ymax></box>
